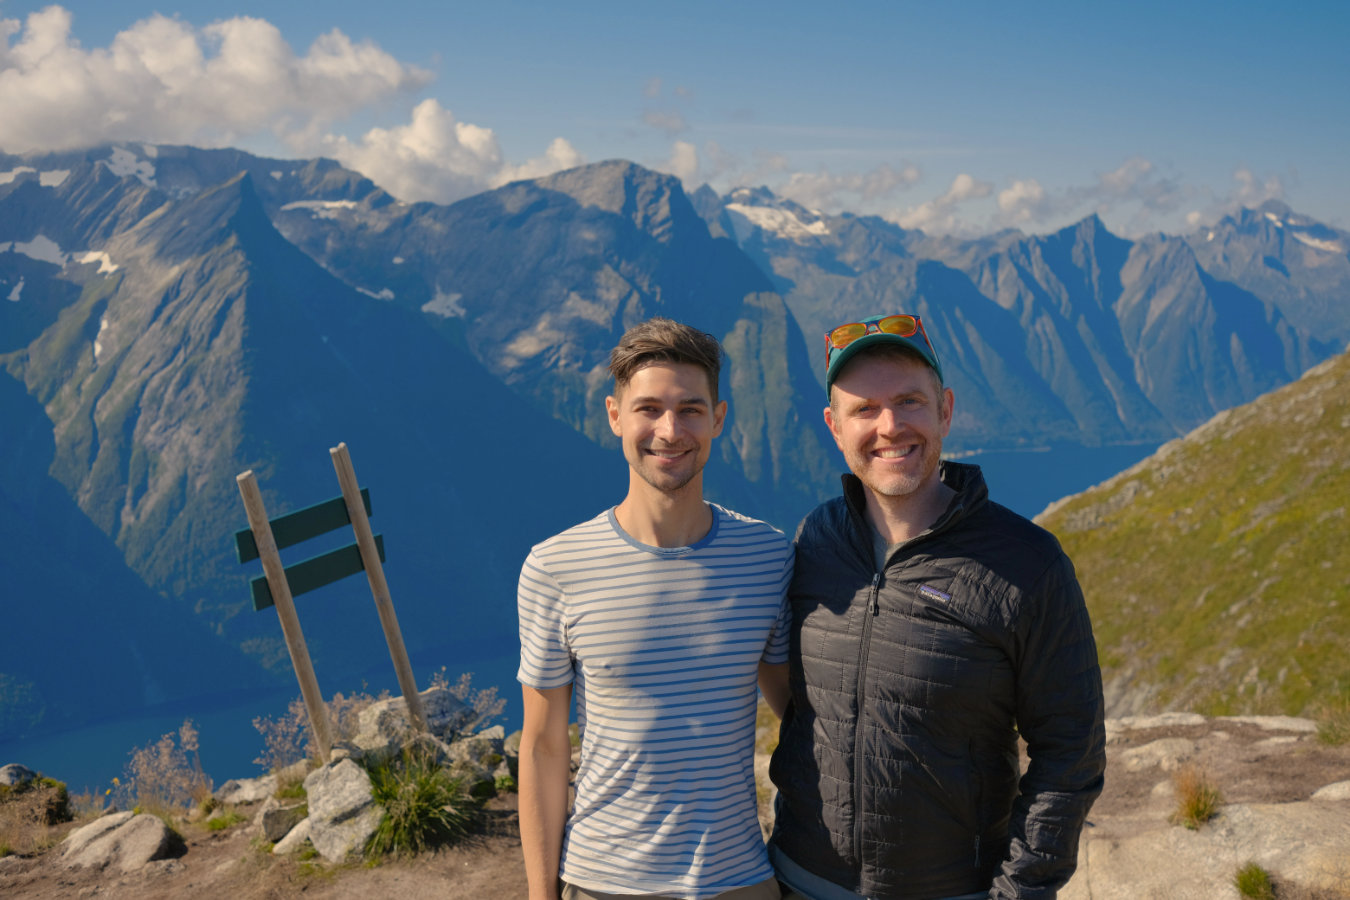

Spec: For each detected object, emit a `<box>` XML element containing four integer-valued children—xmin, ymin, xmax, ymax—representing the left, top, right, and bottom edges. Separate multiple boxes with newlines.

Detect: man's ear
<box><xmin>940</xmin><ymin>386</ymin><xmax>954</xmax><ymax>437</ymax></box>
<box><xmin>823</xmin><ymin>404</ymin><xmax>845</xmax><ymax>451</ymax></box>
<box><xmin>605</xmin><ymin>395</ymin><xmax>622</xmax><ymax>437</ymax></box>
<box><xmin>711</xmin><ymin>400</ymin><xmax>727</xmax><ymax>438</ymax></box>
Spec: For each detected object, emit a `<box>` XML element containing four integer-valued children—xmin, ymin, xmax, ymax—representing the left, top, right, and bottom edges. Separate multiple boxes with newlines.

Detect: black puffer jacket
<box><xmin>769</xmin><ymin>463</ymin><xmax>1105</xmax><ymax>900</ymax></box>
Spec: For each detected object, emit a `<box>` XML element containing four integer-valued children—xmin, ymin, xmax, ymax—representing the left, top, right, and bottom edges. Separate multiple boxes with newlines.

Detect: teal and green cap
<box><xmin>824</xmin><ymin>313</ymin><xmax>943</xmax><ymax>391</ymax></box>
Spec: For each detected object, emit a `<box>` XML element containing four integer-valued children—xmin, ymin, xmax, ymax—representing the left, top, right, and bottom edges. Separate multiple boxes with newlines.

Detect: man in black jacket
<box><xmin>761</xmin><ymin>314</ymin><xmax>1105</xmax><ymax>900</ymax></box>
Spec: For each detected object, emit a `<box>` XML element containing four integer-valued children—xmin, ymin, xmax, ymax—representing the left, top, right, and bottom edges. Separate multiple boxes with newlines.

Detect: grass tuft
<box><xmin>206</xmin><ymin>808</ymin><xmax>247</xmax><ymax>831</ymax></box>
<box><xmin>365</xmin><ymin>746</ymin><xmax>479</xmax><ymax>858</ymax></box>
<box><xmin>1170</xmin><ymin>764</ymin><xmax>1222</xmax><ymax>830</ymax></box>
<box><xmin>1234</xmin><ymin>861</ymin><xmax>1276</xmax><ymax>900</ymax></box>
<box><xmin>1315</xmin><ymin>695</ymin><xmax>1350</xmax><ymax>746</ymax></box>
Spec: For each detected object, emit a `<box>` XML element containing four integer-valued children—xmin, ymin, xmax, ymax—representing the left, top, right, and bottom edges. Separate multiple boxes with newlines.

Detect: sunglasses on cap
<box><xmin>824</xmin><ymin>314</ymin><xmax>940</xmax><ymax>377</ymax></box>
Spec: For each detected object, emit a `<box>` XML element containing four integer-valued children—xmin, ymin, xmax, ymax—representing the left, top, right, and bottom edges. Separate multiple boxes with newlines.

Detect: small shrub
<box><xmin>432</xmin><ymin>669</ymin><xmax>507</xmax><ymax>736</ymax></box>
<box><xmin>494</xmin><ymin>774</ymin><xmax>518</xmax><ymax>794</ymax></box>
<box><xmin>365</xmin><ymin>746</ymin><xmax>478</xmax><ymax>858</ymax></box>
<box><xmin>1170</xmin><ymin>764</ymin><xmax>1222</xmax><ymax>830</ymax></box>
<box><xmin>253</xmin><ymin>689</ymin><xmax>390</xmax><ymax>772</ymax></box>
<box><xmin>121</xmin><ymin>720</ymin><xmax>212</xmax><ymax>815</ymax></box>
<box><xmin>1234</xmin><ymin>861</ymin><xmax>1276</xmax><ymax>900</ymax></box>
<box><xmin>1315</xmin><ymin>695</ymin><xmax>1350</xmax><ymax>746</ymax></box>
<box><xmin>275</xmin><ymin>779</ymin><xmax>307</xmax><ymax>801</ymax></box>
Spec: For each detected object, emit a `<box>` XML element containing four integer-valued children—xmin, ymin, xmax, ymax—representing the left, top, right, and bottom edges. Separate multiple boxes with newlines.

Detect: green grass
<box><xmin>365</xmin><ymin>747</ymin><xmax>479</xmax><ymax>858</ymax></box>
<box><xmin>206</xmin><ymin>809</ymin><xmax>247</xmax><ymax>831</ymax></box>
<box><xmin>1038</xmin><ymin>353</ymin><xmax>1350</xmax><ymax>717</ymax></box>
<box><xmin>1233</xmin><ymin>861</ymin><xmax>1276</xmax><ymax>900</ymax></box>
<box><xmin>1170</xmin><ymin>765</ymin><xmax>1222</xmax><ymax>830</ymax></box>
<box><xmin>1315</xmin><ymin>696</ymin><xmax>1350</xmax><ymax>746</ymax></box>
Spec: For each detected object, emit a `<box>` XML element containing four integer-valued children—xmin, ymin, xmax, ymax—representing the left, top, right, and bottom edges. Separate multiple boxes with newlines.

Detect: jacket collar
<box><xmin>840</xmin><ymin>460</ymin><xmax>989</xmax><ymax>542</ymax></box>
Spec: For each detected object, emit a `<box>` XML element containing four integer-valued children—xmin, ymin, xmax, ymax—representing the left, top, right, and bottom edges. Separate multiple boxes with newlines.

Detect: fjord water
<box><xmin>1</xmin><ymin>441</ymin><xmax>1158</xmax><ymax>794</ymax></box>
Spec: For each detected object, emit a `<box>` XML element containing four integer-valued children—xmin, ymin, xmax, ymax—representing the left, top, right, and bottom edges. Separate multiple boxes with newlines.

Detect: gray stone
<box><xmin>1110</xmin><ymin>712</ymin><xmax>1207</xmax><ymax>731</ymax></box>
<box><xmin>252</xmin><ymin>795</ymin><xmax>309</xmax><ymax>842</ymax></box>
<box><xmin>0</xmin><ymin>763</ymin><xmax>37</xmax><ymax>786</ymax></box>
<box><xmin>62</xmin><ymin>812</ymin><xmax>184</xmax><ymax>873</ymax></box>
<box><xmin>273</xmin><ymin>817</ymin><xmax>313</xmax><ymax>855</ymax></box>
<box><xmin>304</xmin><ymin>758</ymin><xmax>381</xmax><ymax>862</ymax></box>
<box><xmin>215</xmin><ymin>773</ymin><xmax>277</xmax><ymax>805</ymax></box>
<box><xmin>1119</xmin><ymin>737</ymin><xmax>1197</xmax><ymax>772</ymax></box>
<box><xmin>351</xmin><ymin>686</ymin><xmax>471</xmax><ymax>760</ymax></box>
<box><xmin>1217</xmin><ymin>715</ymin><xmax>1318</xmax><ymax>733</ymax></box>
<box><xmin>1060</xmin><ymin>801</ymin><xmax>1350</xmax><ymax>900</ymax></box>
<box><xmin>1311</xmin><ymin>780</ymin><xmax>1350</xmax><ymax>802</ymax></box>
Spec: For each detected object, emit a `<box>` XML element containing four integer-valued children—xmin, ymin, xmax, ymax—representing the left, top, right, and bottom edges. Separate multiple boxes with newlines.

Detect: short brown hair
<box><xmin>609</xmin><ymin>318</ymin><xmax>722</xmax><ymax>403</ymax></box>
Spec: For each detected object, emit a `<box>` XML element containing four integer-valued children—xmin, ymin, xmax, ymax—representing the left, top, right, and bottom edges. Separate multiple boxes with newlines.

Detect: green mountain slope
<box><xmin>1036</xmin><ymin>347</ymin><xmax>1350</xmax><ymax>717</ymax></box>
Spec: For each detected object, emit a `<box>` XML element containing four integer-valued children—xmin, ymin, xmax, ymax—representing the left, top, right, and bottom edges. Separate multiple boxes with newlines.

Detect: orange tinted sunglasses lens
<box><xmin>827</xmin><ymin>315</ymin><xmax>918</xmax><ymax>350</ymax></box>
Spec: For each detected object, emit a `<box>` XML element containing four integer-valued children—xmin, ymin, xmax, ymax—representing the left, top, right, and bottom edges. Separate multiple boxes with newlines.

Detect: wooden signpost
<box><xmin>234</xmin><ymin>442</ymin><xmax>426</xmax><ymax>763</ymax></box>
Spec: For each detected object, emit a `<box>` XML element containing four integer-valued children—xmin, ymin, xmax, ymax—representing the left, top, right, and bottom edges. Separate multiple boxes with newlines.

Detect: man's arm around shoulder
<box><xmin>519</xmin><ymin>683</ymin><xmax>574</xmax><ymax>900</ymax></box>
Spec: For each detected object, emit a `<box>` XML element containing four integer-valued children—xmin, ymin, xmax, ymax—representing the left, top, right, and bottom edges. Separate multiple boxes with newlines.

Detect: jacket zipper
<box><xmin>852</xmin><ymin>571</ymin><xmax>881</xmax><ymax>875</ymax></box>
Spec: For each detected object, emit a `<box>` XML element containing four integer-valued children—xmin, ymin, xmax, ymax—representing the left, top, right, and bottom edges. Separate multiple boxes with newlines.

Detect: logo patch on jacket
<box><xmin>918</xmin><ymin>584</ymin><xmax>951</xmax><ymax>604</ymax></box>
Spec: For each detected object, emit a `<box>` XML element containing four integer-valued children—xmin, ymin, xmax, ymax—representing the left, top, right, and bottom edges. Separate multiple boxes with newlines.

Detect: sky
<box><xmin>1</xmin><ymin>0</ymin><xmax>1346</xmax><ymax>236</ymax></box>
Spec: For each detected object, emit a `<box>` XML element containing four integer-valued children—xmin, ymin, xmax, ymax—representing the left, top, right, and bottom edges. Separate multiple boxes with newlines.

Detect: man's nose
<box><xmin>654</xmin><ymin>410</ymin><xmax>680</xmax><ymax>440</ymax></box>
<box><xmin>876</xmin><ymin>406</ymin><xmax>902</xmax><ymax>436</ymax></box>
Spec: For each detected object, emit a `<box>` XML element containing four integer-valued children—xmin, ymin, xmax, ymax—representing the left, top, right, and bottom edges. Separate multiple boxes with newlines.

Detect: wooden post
<box><xmin>236</xmin><ymin>470</ymin><xmax>334</xmax><ymax>762</ymax></box>
<box><xmin>330</xmin><ymin>443</ymin><xmax>427</xmax><ymax>733</ymax></box>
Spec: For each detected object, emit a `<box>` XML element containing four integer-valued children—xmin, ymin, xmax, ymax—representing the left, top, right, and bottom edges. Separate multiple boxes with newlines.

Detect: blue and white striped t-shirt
<box><xmin>517</xmin><ymin>503</ymin><xmax>793</xmax><ymax>900</ymax></box>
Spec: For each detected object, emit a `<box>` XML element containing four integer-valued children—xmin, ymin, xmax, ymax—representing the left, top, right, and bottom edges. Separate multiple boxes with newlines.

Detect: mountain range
<box><xmin>2</xmin><ymin>143</ymin><xmax>1348</xmax><ymax>740</ymax></box>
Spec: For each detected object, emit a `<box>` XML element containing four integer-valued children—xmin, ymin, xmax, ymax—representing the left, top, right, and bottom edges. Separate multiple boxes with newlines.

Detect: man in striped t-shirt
<box><xmin>518</xmin><ymin>318</ymin><xmax>792</xmax><ymax>900</ymax></box>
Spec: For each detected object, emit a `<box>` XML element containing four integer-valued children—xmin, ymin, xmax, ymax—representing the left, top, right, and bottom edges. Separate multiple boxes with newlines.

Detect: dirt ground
<box><xmin>3</xmin><ymin>716</ymin><xmax>1347</xmax><ymax>899</ymax></box>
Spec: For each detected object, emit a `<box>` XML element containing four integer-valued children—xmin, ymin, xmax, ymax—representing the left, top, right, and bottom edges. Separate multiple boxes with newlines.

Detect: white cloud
<box><xmin>655</xmin><ymin>140</ymin><xmax>699</xmax><ymax>183</ymax></box>
<box><xmin>997</xmin><ymin>178</ymin><xmax>1049</xmax><ymax>225</ymax></box>
<box><xmin>0</xmin><ymin>6</ymin><xmax>429</xmax><ymax>152</ymax></box>
<box><xmin>496</xmin><ymin>137</ymin><xmax>586</xmax><ymax>185</ymax></box>
<box><xmin>1231</xmin><ymin>167</ymin><xmax>1284</xmax><ymax>207</ymax></box>
<box><xmin>778</xmin><ymin>163</ymin><xmax>921</xmax><ymax>213</ymax></box>
<box><xmin>893</xmin><ymin>173</ymin><xmax>993</xmax><ymax>232</ymax></box>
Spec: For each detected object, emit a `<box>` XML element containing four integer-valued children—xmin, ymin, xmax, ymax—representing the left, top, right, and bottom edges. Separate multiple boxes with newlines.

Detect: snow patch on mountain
<box><xmin>281</xmin><ymin>200</ymin><xmax>359</xmax><ymax>219</ymax></box>
<box><xmin>1291</xmin><ymin>232</ymin><xmax>1345</xmax><ymax>254</ymax></box>
<box><xmin>1264</xmin><ymin>211</ymin><xmax>1284</xmax><ymax>228</ymax></box>
<box><xmin>79</xmin><ymin>251</ymin><xmax>120</xmax><ymax>274</ymax></box>
<box><xmin>422</xmin><ymin>289</ymin><xmax>465</xmax><ymax>318</ymax></box>
<box><xmin>104</xmin><ymin>147</ymin><xmax>157</xmax><ymax>186</ymax></box>
<box><xmin>9</xmin><ymin>235</ymin><xmax>67</xmax><ymax>266</ymax></box>
<box><xmin>94</xmin><ymin>315</ymin><xmax>110</xmax><ymax>360</ymax></box>
<box><xmin>358</xmin><ymin>286</ymin><xmax>395</xmax><ymax>300</ymax></box>
<box><xmin>725</xmin><ymin>203</ymin><xmax>830</xmax><ymax>242</ymax></box>
<box><xmin>7</xmin><ymin>277</ymin><xmax>22</xmax><ymax>302</ymax></box>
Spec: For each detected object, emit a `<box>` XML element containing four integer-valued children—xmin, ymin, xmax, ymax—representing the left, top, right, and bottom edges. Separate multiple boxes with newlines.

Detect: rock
<box><xmin>1217</xmin><ymin>715</ymin><xmax>1318</xmax><ymax>733</ymax></box>
<box><xmin>1062</xmin><ymin>802</ymin><xmax>1350</xmax><ymax>900</ymax></box>
<box><xmin>0</xmin><ymin>763</ymin><xmax>37</xmax><ymax>786</ymax></box>
<box><xmin>1311</xmin><ymin>780</ymin><xmax>1350</xmax><ymax>802</ymax></box>
<box><xmin>215</xmin><ymin>773</ymin><xmax>277</xmax><ymax>805</ymax></box>
<box><xmin>61</xmin><ymin>812</ymin><xmax>186</xmax><ymax>873</ymax></box>
<box><xmin>351</xmin><ymin>686</ymin><xmax>471</xmax><ymax>760</ymax></box>
<box><xmin>252</xmin><ymin>795</ymin><xmax>308</xmax><ymax>842</ymax></box>
<box><xmin>304</xmin><ymin>758</ymin><xmax>381</xmax><ymax>862</ymax></box>
<box><xmin>1111</xmin><ymin>713</ymin><xmax>1207</xmax><ymax>731</ymax></box>
<box><xmin>1119</xmin><ymin>737</ymin><xmax>1197</xmax><ymax>772</ymax></box>
<box><xmin>273</xmin><ymin>817</ymin><xmax>313</xmax><ymax>855</ymax></box>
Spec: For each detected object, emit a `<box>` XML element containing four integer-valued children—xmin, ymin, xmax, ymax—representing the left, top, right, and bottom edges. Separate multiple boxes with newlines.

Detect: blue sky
<box><xmin>1</xmin><ymin>0</ymin><xmax>1346</xmax><ymax>235</ymax></box>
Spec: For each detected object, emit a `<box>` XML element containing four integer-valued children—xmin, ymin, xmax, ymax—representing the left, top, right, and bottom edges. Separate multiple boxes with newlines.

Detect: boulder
<box><xmin>215</xmin><ymin>773</ymin><xmax>277</xmax><ymax>805</ymax></box>
<box><xmin>351</xmin><ymin>686</ymin><xmax>471</xmax><ymax>760</ymax></box>
<box><xmin>304</xmin><ymin>758</ymin><xmax>381</xmax><ymax>862</ymax></box>
<box><xmin>0</xmin><ymin>763</ymin><xmax>37</xmax><ymax>786</ymax></box>
<box><xmin>273</xmin><ymin>817</ymin><xmax>313</xmax><ymax>855</ymax></box>
<box><xmin>1311</xmin><ymin>780</ymin><xmax>1350</xmax><ymax>802</ymax></box>
<box><xmin>1119</xmin><ymin>737</ymin><xmax>1197</xmax><ymax>772</ymax></box>
<box><xmin>252</xmin><ymin>795</ymin><xmax>308</xmax><ymax>843</ymax></box>
<box><xmin>62</xmin><ymin>812</ymin><xmax>186</xmax><ymax>873</ymax></box>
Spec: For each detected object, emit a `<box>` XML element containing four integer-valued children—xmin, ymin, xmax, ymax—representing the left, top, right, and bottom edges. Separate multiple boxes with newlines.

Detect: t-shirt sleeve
<box><xmin>516</xmin><ymin>549</ymin><xmax>574</xmax><ymax>689</ymax></box>
<box><xmin>760</xmin><ymin>540</ymin><xmax>795</xmax><ymax>665</ymax></box>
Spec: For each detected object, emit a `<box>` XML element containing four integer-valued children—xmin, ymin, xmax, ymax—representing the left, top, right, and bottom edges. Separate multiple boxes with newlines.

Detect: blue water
<box><xmin>2</xmin><ymin>440</ymin><xmax>1160</xmax><ymax>794</ymax></box>
<box><xmin>0</xmin><ymin>646</ymin><xmax>524</xmax><ymax>796</ymax></box>
<box><xmin>956</xmin><ymin>441</ymin><xmax>1160</xmax><ymax>520</ymax></box>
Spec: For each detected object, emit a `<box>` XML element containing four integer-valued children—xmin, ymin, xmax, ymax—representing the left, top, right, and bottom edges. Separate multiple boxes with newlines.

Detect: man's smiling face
<box><xmin>606</xmin><ymin>361</ymin><xmax>726</xmax><ymax>497</ymax></box>
<box><xmin>825</xmin><ymin>350</ymin><xmax>953</xmax><ymax>504</ymax></box>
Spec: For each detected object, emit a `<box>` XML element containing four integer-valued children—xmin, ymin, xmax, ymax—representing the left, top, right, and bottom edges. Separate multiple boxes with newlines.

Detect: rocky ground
<box><xmin>2</xmin><ymin>714</ymin><xmax>1348</xmax><ymax>899</ymax></box>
